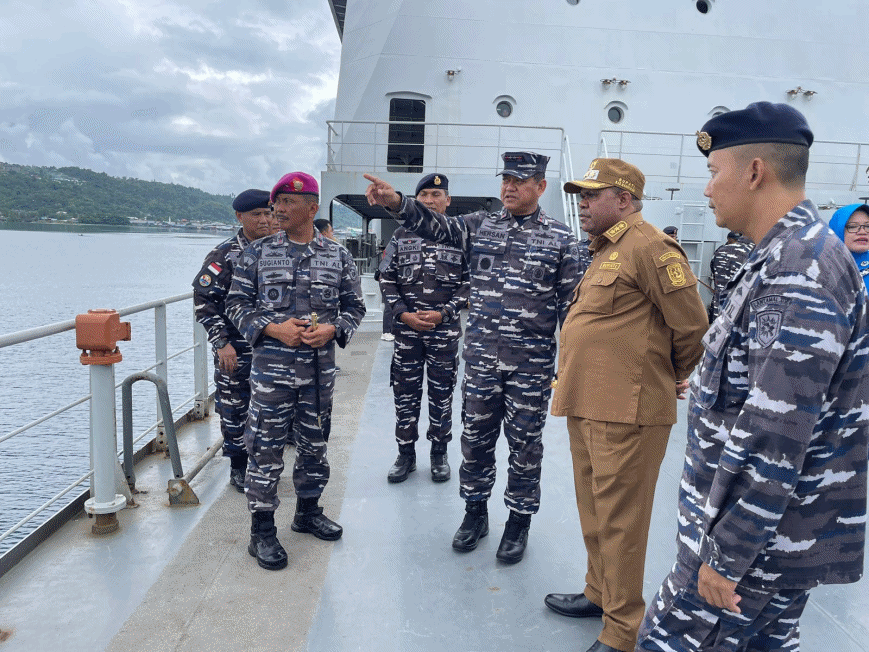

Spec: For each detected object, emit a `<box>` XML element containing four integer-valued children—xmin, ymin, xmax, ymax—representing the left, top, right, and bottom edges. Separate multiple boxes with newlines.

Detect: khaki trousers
<box><xmin>567</xmin><ymin>417</ymin><xmax>671</xmax><ymax>652</ymax></box>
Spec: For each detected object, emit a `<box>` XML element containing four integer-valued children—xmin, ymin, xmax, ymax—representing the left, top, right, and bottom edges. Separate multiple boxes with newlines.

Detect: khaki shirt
<box><xmin>551</xmin><ymin>212</ymin><xmax>708</xmax><ymax>425</ymax></box>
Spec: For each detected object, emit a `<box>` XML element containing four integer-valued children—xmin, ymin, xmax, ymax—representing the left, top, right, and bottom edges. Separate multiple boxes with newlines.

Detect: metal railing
<box><xmin>326</xmin><ymin>120</ymin><xmax>567</xmax><ymax>176</ymax></box>
<box><xmin>600</xmin><ymin>130</ymin><xmax>869</xmax><ymax>191</ymax></box>
<box><xmin>0</xmin><ymin>292</ymin><xmax>212</xmax><ymax>557</ymax></box>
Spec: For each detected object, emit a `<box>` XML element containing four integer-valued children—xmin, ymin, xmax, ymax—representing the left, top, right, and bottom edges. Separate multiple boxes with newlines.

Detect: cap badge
<box><xmin>583</xmin><ymin>169</ymin><xmax>600</xmax><ymax>181</ymax></box>
<box><xmin>696</xmin><ymin>131</ymin><xmax>712</xmax><ymax>151</ymax></box>
<box><xmin>434</xmin><ymin>176</ymin><xmax>441</xmax><ymax>186</ymax></box>
<box><xmin>292</xmin><ymin>178</ymin><xmax>304</xmax><ymax>191</ymax></box>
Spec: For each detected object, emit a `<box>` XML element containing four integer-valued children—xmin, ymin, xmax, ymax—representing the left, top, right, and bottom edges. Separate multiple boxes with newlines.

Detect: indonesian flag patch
<box><xmin>208</xmin><ymin>262</ymin><xmax>223</xmax><ymax>275</ymax></box>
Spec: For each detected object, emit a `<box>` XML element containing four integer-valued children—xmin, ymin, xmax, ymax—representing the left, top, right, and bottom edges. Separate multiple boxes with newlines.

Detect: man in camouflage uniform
<box><xmin>379</xmin><ymin>173</ymin><xmax>469</xmax><ymax>484</ymax></box>
<box><xmin>637</xmin><ymin>103</ymin><xmax>869</xmax><ymax>651</ymax></box>
<box><xmin>364</xmin><ymin>152</ymin><xmax>583</xmax><ymax>564</ymax></box>
<box><xmin>545</xmin><ymin>159</ymin><xmax>709</xmax><ymax>652</ymax></box>
<box><xmin>193</xmin><ymin>189</ymin><xmax>273</xmax><ymax>492</ymax></box>
<box><xmin>226</xmin><ymin>172</ymin><xmax>365</xmax><ymax>571</ymax></box>
<box><xmin>708</xmin><ymin>231</ymin><xmax>753</xmax><ymax>320</ymax></box>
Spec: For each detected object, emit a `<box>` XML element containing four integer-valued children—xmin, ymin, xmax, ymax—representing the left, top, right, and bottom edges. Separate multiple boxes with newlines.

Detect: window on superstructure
<box><xmin>387</xmin><ymin>99</ymin><xmax>425</xmax><ymax>173</ymax></box>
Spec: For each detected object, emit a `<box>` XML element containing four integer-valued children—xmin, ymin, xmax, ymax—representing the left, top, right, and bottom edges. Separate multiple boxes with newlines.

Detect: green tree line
<box><xmin>0</xmin><ymin>163</ymin><xmax>235</xmax><ymax>224</ymax></box>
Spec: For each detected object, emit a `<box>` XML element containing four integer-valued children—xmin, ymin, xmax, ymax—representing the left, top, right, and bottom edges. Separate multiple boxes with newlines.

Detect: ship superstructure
<box><xmin>323</xmin><ymin>0</ymin><xmax>869</xmax><ymax>293</ymax></box>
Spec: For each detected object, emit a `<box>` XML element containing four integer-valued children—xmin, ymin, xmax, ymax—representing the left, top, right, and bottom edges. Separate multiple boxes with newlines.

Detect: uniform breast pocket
<box><xmin>471</xmin><ymin>240</ymin><xmax>506</xmax><ymax>278</ymax></box>
<box><xmin>522</xmin><ymin>249</ymin><xmax>558</xmax><ymax>291</ymax></box>
<box><xmin>260</xmin><ymin>270</ymin><xmax>293</xmax><ymax>309</ymax></box>
<box><xmin>310</xmin><ymin>277</ymin><xmax>341</xmax><ymax>311</ymax></box>
<box><xmin>397</xmin><ymin>262</ymin><xmax>422</xmax><ymax>284</ymax></box>
<box><xmin>434</xmin><ymin>246</ymin><xmax>464</xmax><ymax>285</ymax></box>
<box><xmin>577</xmin><ymin>272</ymin><xmax>618</xmax><ymax>314</ymax></box>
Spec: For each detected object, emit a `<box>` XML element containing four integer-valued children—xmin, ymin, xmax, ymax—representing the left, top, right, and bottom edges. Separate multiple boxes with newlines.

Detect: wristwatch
<box><xmin>213</xmin><ymin>337</ymin><xmax>229</xmax><ymax>350</ymax></box>
<box><xmin>440</xmin><ymin>309</ymin><xmax>450</xmax><ymax>324</ymax></box>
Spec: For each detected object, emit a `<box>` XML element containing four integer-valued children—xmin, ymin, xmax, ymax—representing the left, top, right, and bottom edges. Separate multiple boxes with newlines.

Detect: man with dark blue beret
<box><xmin>365</xmin><ymin>152</ymin><xmax>582</xmax><ymax>565</ymax></box>
<box><xmin>192</xmin><ymin>189</ymin><xmax>273</xmax><ymax>492</ymax></box>
<box><xmin>378</xmin><ymin>173</ymin><xmax>468</xmax><ymax>484</ymax></box>
<box><xmin>637</xmin><ymin>102</ymin><xmax>869</xmax><ymax>651</ymax></box>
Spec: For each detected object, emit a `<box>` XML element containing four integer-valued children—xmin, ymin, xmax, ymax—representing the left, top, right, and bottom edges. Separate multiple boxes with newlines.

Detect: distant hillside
<box><xmin>0</xmin><ymin>163</ymin><xmax>235</xmax><ymax>224</ymax></box>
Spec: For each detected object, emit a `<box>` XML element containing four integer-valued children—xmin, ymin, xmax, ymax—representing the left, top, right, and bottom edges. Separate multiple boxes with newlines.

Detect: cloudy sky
<box><xmin>0</xmin><ymin>0</ymin><xmax>341</xmax><ymax>196</ymax></box>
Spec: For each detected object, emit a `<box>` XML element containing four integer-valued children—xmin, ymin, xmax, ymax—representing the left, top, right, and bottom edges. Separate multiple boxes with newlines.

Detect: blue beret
<box><xmin>232</xmin><ymin>189</ymin><xmax>270</xmax><ymax>212</ymax></box>
<box><xmin>497</xmin><ymin>151</ymin><xmax>549</xmax><ymax>179</ymax></box>
<box><xmin>415</xmin><ymin>173</ymin><xmax>449</xmax><ymax>196</ymax></box>
<box><xmin>696</xmin><ymin>101</ymin><xmax>813</xmax><ymax>157</ymax></box>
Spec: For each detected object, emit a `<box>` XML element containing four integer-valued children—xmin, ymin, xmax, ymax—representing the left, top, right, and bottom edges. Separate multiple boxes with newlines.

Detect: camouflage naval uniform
<box><xmin>709</xmin><ymin>235</ymin><xmax>753</xmax><ymax>320</ymax></box>
<box><xmin>193</xmin><ymin>228</ymin><xmax>254</xmax><ymax>465</ymax></box>
<box><xmin>225</xmin><ymin>229</ymin><xmax>365</xmax><ymax>511</ymax></box>
<box><xmin>387</xmin><ymin>195</ymin><xmax>582</xmax><ymax>513</ymax></box>
<box><xmin>637</xmin><ymin>201</ymin><xmax>869</xmax><ymax>651</ymax></box>
<box><xmin>379</xmin><ymin>227</ymin><xmax>469</xmax><ymax>449</ymax></box>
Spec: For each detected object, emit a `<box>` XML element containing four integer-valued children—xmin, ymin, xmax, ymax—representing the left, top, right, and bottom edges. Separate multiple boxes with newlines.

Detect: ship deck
<box><xmin>1</xmin><ymin>325</ymin><xmax>867</xmax><ymax>652</ymax></box>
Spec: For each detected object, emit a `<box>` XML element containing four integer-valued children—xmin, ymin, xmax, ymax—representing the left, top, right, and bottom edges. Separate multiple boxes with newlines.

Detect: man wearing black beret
<box><xmin>378</xmin><ymin>173</ymin><xmax>469</xmax><ymax>484</ymax></box>
<box><xmin>637</xmin><ymin>102</ymin><xmax>869</xmax><ymax>651</ymax></box>
<box><xmin>192</xmin><ymin>189</ymin><xmax>273</xmax><ymax>491</ymax></box>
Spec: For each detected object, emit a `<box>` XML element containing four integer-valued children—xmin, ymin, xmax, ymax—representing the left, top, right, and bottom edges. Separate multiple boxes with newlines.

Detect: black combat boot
<box><xmin>291</xmin><ymin>496</ymin><xmax>343</xmax><ymax>541</ymax></box>
<box><xmin>430</xmin><ymin>442</ymin><xmax>450</xmax><ymax>483</ymax></box>
<box><xmin>496</xmin><ymin>509</ymin><xmax>532</xmax><ymax>564</ymax></box>
<box><xmin>248</xmin><ymin>511</ymin><xmax>288</xmax><ymax>571</ymax></box>
<box><xmin>452</xmin><ymin>500</ymin><xmax>488</xmax><ymax>551</ymax></box>
<box><xmin>387</xmin><ymin>444</ymin><xmax>416</xmax><ymax>483</ymax></box>
<box><xmin>229</xmin><ymin>455</ymin><xmax>247</xmax><ymax>493</ymax></box>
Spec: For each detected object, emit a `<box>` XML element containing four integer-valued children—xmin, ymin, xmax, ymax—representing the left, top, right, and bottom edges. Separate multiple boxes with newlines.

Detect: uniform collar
<box><xmin>236</xmin><ymin>228</ymin><xmax>252</xmax><ymax>248</ymax></box>
<box><xmin>503</xmin><ymin>206</ymin><xmax>545</xmax><ymax>228</ymax></box>
<box><xmin>751</xmin><ymin>200</ymin><xmax>819</xmax><ymax>263</ymax></box>
<box><xmin>591</xmin><ymin>210</ymin><xmax>643</xmax><ymax>251</ymax></box>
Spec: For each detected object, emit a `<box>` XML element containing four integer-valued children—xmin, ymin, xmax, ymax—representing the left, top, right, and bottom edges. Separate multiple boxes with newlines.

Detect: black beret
<box><xmin>696</xmin><ymin>101</ymin><xmax>813</xmax><ymax>157</ymax></box>
<box><xmin>415</xmin><ymin>173</ymin><xmax>449</xmax><ymax>196</ymax></box>
<box><xmin>232</xmin><ymin>189</ymin><xmax>270</xmax><ymax>213</ymax></box>
<box><xmin>663</xmin><ymin>226</ymin><xmax>678</xmax><ymax>235</ymax></box>
<box><xmin>727</xmin><ymin>231</ymin><xmax>741</xmax><ymax>239</ymax></box>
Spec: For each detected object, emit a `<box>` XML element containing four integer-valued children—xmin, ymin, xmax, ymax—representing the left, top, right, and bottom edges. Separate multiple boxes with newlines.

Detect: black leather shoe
<box><xmin>586</xmin><ymin>640</ymin><xmax>626</xmax><ymax>652</ymax></box>
<box><xmin>229</xmin><ymin>467</ymin><xmax>245</xmax><ymax>493</ymax></box>
<box><xmin>452</xmin><ymin>501</ymin><xmax>488</xmax><ymax>551</ymax></box>
<box><xmin>291</xmin><ymin>497</ymin><xmax>343</xmax><ymax>541</ymax></box>
<box><xmin>248</xmin><ymin>512</ymin><xmax>288</xmax><ymax>571</ymax></box>
<box><xmin>430</xmin><ymin>450</ymin><xmax>450</xmax><ymax>482</ymax></box>
<box><xmin>544</xmin><ymin>593</ymin><xmax>604</xmax><ymax>618</ymax></box>
<box><xmin>496</xmin><ymin>510</ymin><xmax>531</xmax><ymax>564</ymax></box>
<box><xmin>387</xmin><ymin>452</ymin><xmax>416</xmax><ymax>483</ymax></box>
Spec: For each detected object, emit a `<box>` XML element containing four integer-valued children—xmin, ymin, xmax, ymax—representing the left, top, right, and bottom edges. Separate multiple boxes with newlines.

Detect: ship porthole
<box><xmin>496</xmin><ymin>101</ymin><xmax>513</xmax><ymax>118</ymax></box>
<box><xmin>606</xmin><ymin>104</ymin><xmax>625</xmax><ymax>124</ymax></box>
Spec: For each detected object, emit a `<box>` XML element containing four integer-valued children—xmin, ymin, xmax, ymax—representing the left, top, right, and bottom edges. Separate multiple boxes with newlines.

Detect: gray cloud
<box><xmin>0</xmin><ymin>0</ymin><xmax>341</xmax><ymax>195</ymax></box>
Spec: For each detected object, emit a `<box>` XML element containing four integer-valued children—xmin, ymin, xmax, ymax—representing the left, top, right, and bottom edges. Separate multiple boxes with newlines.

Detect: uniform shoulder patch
<box><xmin>749</xmin><ymin>295</ymin><xmax>788</xmax><ymax>348</ymax></box>
<box><xmin>198</xmin><ymin>274</ymin><xmax>212</xmax><ymax>287</ymax></box>
<box><xmin>666</xmin><ymin>263</ymin><xmax>686</xmax><ymax>287</ymax></box>
<box><xmin>659</xmin><ymin>252</ymin><xmax>681</xmax><ymax>262</ymax></box>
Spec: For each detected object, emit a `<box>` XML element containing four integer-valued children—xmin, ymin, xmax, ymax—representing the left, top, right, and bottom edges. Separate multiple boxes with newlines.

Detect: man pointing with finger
<box><xmin>365</xmin><ymin>153</ymin><xmax>583</xmax><ymax>564</ymax></box>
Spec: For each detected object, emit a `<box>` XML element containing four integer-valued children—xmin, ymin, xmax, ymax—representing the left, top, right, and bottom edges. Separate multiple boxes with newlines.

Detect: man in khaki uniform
<box><xmin>544</xmin><ymin>159</ymin><xmax>708</xmax><ymax>652</ymax></box>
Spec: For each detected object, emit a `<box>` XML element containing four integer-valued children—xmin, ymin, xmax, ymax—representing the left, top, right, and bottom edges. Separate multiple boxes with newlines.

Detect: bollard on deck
<box><xmin>76</xmin><ymin>309</ymin><xmax>131</xmax><ymax>534</ymax></box>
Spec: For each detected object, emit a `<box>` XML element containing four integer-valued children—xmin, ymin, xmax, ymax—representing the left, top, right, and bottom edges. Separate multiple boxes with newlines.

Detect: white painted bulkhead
<box><xmin>322</xmin><ymin>0</ymin><xmax>869</xmax><ymax>292</ymax></box>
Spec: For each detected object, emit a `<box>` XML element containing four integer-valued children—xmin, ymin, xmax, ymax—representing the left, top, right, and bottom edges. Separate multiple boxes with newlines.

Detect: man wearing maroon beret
<box><xmin>226</xmin><ymin>172</ymin><xmax>366</xmax><ymax>571</ymax></box>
